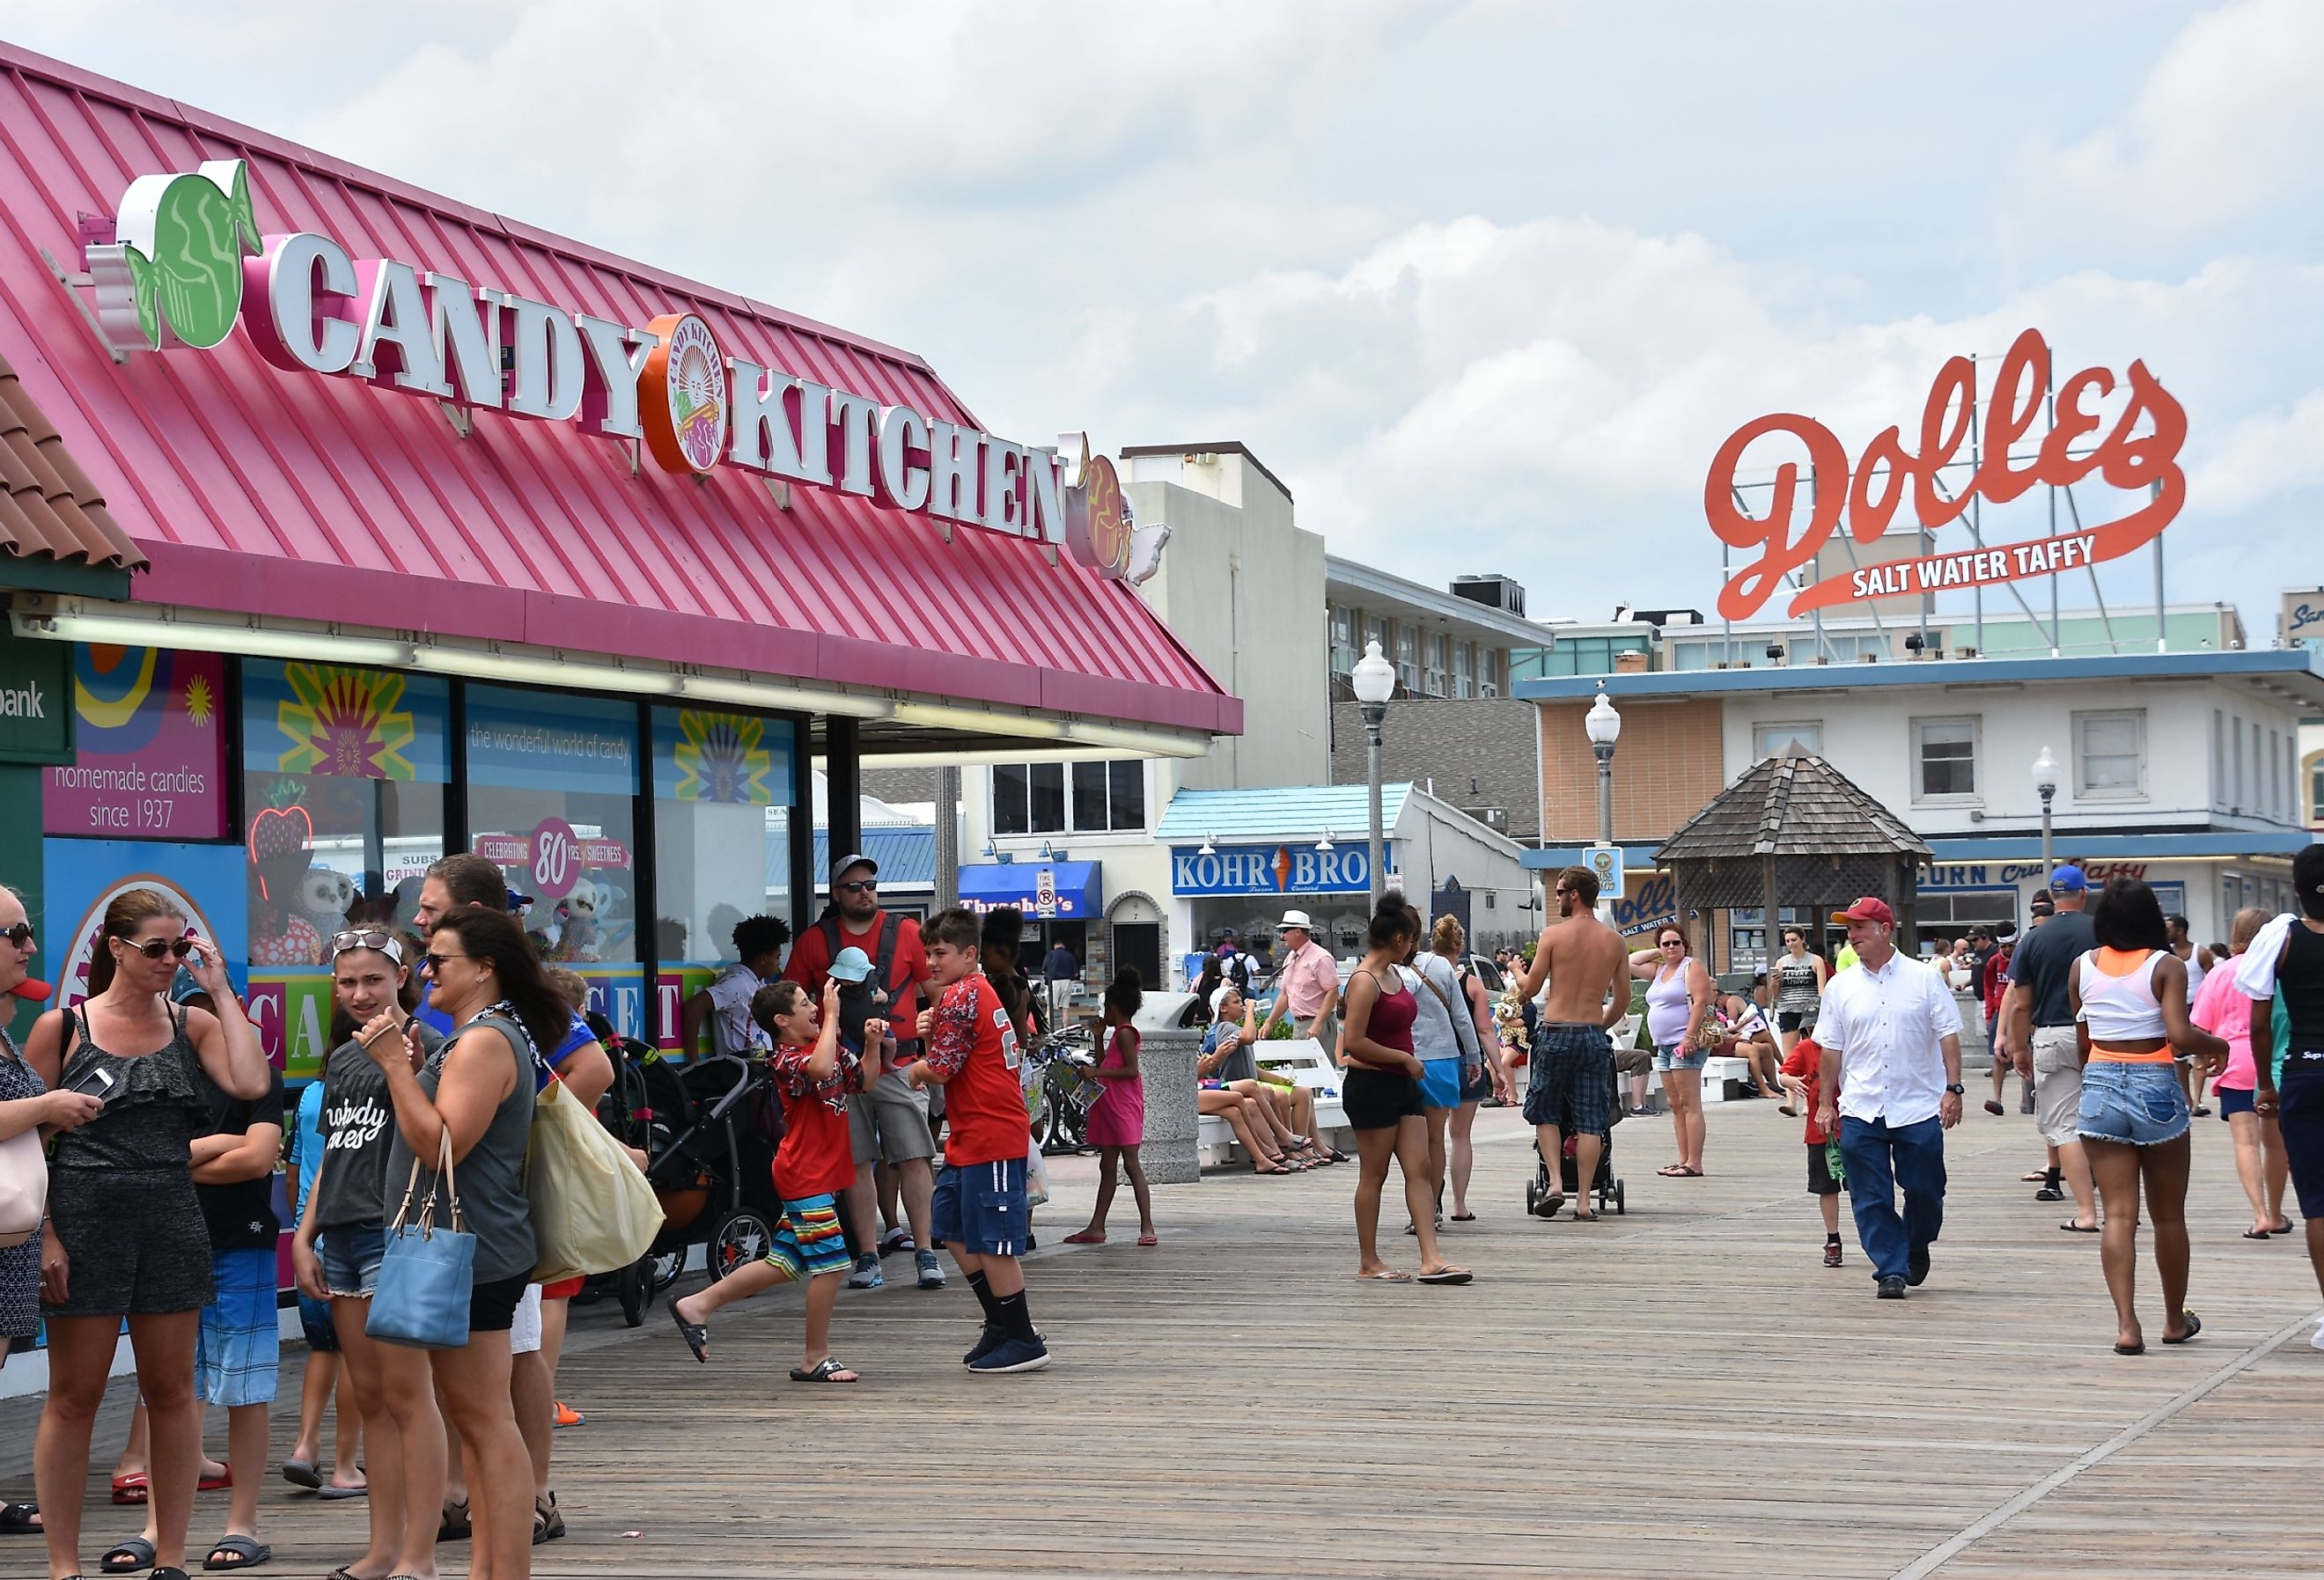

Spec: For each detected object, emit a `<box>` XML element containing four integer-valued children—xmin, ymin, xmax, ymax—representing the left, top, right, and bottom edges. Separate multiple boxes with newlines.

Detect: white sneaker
<box><xmin>2311</xmin><ymin>1317</ymin><xmax>2324</xmax><ymax>1352</ymax></box>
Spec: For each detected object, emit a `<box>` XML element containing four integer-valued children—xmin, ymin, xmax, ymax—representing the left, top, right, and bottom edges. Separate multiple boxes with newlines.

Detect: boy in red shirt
<box><xmin>1779</xmin><ymin>1033</ymin><xmax>1845</xmax><ymax>1267</ymax></box>
<box><xmin>669</xmin><ymin>978</ymin><xmax>879</xmax><ymax>1381</ymax></box>
<box><xmin>905</xmin><ymin>908</ymin><xmax>1047</xmax><ymax>1373</ymax></box>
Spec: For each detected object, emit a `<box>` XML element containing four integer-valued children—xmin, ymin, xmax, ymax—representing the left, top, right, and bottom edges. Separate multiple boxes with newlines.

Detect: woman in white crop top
<box><xmin>2065</xmin><ymin>878</ymin><xmax>2228</xmax><ymax>1357</ymax></box>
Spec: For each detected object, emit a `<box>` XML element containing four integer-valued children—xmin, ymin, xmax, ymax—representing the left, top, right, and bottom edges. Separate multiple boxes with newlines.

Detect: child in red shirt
<box><xmin>905</xmin><ymin>908</ymin><xmax>1047</xmax><ymax>1374</ymax></box>
<box><xmin>1779</xmin><ymin>1033</ymin><xmax>1845</xmax><ymax>1267</ymax></box>
<box><xmin>669</xmin><ymin>978</ymin><xmax>879</xmax><ymax>1381</ymax></box>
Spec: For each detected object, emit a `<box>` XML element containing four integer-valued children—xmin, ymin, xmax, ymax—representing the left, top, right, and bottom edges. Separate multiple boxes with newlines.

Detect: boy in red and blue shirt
<box><xmin>669</xmin><ymin>978</ymin><xmax>874</xmax><ymax>1382</ymax></box>
<box><xmin>906</xmin><ymin>907</ymin><xmax>1047</xmax><ymax>1373</ymax></box>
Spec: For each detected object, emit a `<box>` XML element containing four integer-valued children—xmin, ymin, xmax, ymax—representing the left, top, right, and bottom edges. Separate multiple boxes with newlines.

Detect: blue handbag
<box><xmin>367</xmin><ymin>1128</ymin><xmax>475</xmax><ymax>1350</ymax></box>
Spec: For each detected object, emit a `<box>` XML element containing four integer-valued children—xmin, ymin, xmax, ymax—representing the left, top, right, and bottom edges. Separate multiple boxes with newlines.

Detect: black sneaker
<box><xmin>1877</xmin><ymin>1275</ymin><xmax>1908</xmax><ymax>1299</ymax></box>
<box><xmin>1907</xmin><ymin>1246</ymin><xmax>1931</xmax><ymax>1287</ymax></box>
<box><xmin>962</xmin><ymin>1325</ymin><xmax>1005</xmax><ymax>1366</ymax></box>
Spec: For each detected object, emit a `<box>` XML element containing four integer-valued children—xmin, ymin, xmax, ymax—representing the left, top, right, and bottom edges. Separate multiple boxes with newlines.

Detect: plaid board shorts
<box><xmin>1523</xmin><ymin>1023</ymin><xmax>1615</xmax><ymax>1139</ymax></box>
<box><xmin>195</xmin><ymin>1247</ymin><xmax>281</xmax><ymax>1407</ymax></box>
<box><xmin>766</xmin><ymin>1194</ymin><xmax>851</xmax><ymax>1281</ymax></box>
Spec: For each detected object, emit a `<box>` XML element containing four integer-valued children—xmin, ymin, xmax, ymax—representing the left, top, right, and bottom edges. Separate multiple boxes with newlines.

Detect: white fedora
<box><xmin>1276</xmin><ymin>909</ymin><xmax>1314</xmax><ymax>931</ymax></box>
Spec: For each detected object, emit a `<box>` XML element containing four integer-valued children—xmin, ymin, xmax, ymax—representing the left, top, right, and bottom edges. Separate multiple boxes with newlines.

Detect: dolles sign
<box><xmin>85</xmin><ymin>160</ymin><xmax>1149</xmax><ymax>578</ymax></box>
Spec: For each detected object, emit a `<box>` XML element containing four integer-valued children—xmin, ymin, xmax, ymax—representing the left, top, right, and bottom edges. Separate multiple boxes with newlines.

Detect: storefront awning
<box><xmin>0</xmin><ymin>350</ymin><xmax>143</xmax><ymax>598</ymax></box>
<box><xmin>0</xmin><ymin>47</ymin><xmax>1235</xmax><ymax>738</ymax></box>
<box><xmin>958</xmin><ymin>861</ymin><xmax>1101</xmax><ymax>918</ymax></box>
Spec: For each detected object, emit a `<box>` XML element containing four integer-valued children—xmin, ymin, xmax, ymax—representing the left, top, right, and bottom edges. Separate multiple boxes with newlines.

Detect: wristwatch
<box><xmin>1945</xmin><ymin>1082</ymin><xmax>1967</xmax><ymax>1095</ymax></box>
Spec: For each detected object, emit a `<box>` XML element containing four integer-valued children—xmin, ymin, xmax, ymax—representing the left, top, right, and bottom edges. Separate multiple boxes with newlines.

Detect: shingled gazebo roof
<box><xmin>1657</xmin><ymin>751</ymin><xmax>1931</xmax><ymax>865</ymax></box>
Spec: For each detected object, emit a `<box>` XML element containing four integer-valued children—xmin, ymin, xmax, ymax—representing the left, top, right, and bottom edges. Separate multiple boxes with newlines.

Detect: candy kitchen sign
<box><xmin>1703</xmin><ymin>328</ymin><xmax>2187</xmax><ymax>620</ymax></box>
<box><xmin>82</xmin><ymin>161</ymin><xmax>1155</xmax><ymax>582</ymax></box>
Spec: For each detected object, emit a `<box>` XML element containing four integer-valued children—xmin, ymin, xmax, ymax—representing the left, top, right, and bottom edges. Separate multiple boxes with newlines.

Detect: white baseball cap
<box><xmin>1276</xmin><ymin>909</ymin><xmax>1313</xmax><ymax>931</ymax></box>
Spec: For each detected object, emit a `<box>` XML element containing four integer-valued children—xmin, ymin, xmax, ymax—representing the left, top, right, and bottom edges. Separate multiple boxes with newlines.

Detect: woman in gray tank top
<box><xmin>371</xmin><ymin>907</ymin><xmax>566</xmax><ymax>1580</ymax></box>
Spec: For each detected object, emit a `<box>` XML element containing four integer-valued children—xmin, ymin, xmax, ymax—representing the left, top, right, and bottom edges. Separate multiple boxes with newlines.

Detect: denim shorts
<box><xmin>318</xmin><ymin>1223</ymin><xmax>386</xmax><ymax>1299</ymax></box>
<box><xmin>2077</xmin><ymin>1060</ymin><xmax>2189</xmax><ymax>1147</ymax></box>
<box><xmin>931</xmin><ymin>1157</ymin><xmax>1028</xmax><ymax>1257</ymax></box>
<box><xmin>1653</xmin><ymin>1046</ymin><xmax>1709</xmax><ymax>1073</ymax></box>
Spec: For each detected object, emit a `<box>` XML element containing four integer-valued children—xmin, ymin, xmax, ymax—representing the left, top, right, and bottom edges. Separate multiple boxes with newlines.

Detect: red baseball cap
<box><xmin>1831</xmin><ymin>897</ymin><xmax>1894</xmax><ymax>926</ymax></box>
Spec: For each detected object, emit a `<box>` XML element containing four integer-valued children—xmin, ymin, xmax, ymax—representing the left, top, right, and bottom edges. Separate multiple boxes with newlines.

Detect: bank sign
<box><xmin>84</xmin><ymin>161</ymin><xmax>1152</xmax><ymax>582</ymax></box>
<box><xmin>1704</xmin><ymin>328</ymin><xmax>2186</xmax><ymax>620</ymax></box>
<box><xmin>1171</xmin><ymin>843</ymin><xmax>1394</xmax><ymax>897</ymax></box>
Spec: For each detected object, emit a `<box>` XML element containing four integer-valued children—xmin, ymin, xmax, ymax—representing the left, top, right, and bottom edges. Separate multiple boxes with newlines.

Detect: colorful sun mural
<box><xmin>273</xmin><ymin>664</ymin><xmax>418</xmax><ymax>780</ymax></box>
<box><xmin>671</xmin><ymin>709</ymin><xmax>772</xmax><ymax>805</ymax></box>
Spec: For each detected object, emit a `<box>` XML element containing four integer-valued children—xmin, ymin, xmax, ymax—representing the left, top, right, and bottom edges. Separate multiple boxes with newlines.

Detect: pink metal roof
<box><xmin>0</xmin><ymin>44</ymin><xmax>1237</xmax><ymax>736</ymax></box>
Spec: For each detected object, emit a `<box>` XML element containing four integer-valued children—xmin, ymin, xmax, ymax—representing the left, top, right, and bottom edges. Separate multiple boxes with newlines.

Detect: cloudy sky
<box><xmin>9</xmin><ymin>1</ymin><xmax>2319</xmax><ymax>631</ymax></box>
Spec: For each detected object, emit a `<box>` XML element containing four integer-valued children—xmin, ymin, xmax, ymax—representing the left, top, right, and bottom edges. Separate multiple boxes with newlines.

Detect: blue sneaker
<box><xmin>846</xmin><ymin>1253</ymin><xmax>884</xmax><ymax>1290</ymax></box>
<box><xmin>967</xmin><ymin>1334</ymin><xmax>1050</xmax><ymax>1374</ymax></box>
<box><xmin>962</xmin><ymin>1325</ymin><xmax>1004</xmax><ymax>1365</ymax></box>
<box><xmin>916</xmin><ymin>1250</ymin><xmax>945</xmax><ymax>1290</ymax></box>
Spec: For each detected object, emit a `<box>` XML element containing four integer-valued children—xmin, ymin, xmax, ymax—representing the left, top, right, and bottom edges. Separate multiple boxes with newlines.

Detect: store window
<box><xmin>1424</xmin><ymin>634</ymin><xmax>1449</xmax><ymax>697</ymax></box>
<box><xmin>2307</xmin><ymin>751</ymin><xmax>2324</xmax><ymax>825</ymax></box>
<box><xmin>2074</xmin><ymin>709</ymin><xmax>2144</xmax><ymax>799</ymax></box>
<box><xmin>651</xmin><ymin>701</ymin><xmax>794</xmax><ymax>964</ymax></box>
<box><xmin>1453</xmin><ymin>641</ymin><xmax>1474</xmax><ymax>699</ymax></box>
<box><xmin>998</xmin><ymin>761</ymin><xmax>1142</xmax><ymax>835</ymax></box>
<box><xmin>1914</xmin><ymin>717</ymin><xmax>1978</xmax><ymax>799</ymax></box>
<box><xmin>1754</xmin><ymin>720</ymin><xmax>1822</xmax><ymax>761</ymax></box>
<box><xmin>466</xmin><ymin>685</ymin><xmax>640</xmax><ymax>963</ymax></box>
<box><xmin>1395</xmin><ymin>627</ymin><xmax>1419</xmax><ymax>692</ymax></box>
<box><xmin>1329</xmin><ymin>606</ymin><xmax>1355</xmax><ymax>676</ymax></box>
<box><xmin>240</xmin><ymin>660</ymin><xmax>450</xmax><ymax>964</ymax></box>
<box><xmin>1480</xmin><ymin>648</ymin><xmax>1503</xmax><ymax>698</ymax></box>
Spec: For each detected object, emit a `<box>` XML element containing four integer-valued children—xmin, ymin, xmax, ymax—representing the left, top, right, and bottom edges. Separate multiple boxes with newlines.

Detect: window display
<box><xmin>650</xmin><ymin>705</ymin><xmax>794</xmax><ymax>1046</ymax></box>
<box><xmin>465</xmin><ymin>685</ymin><xmax>640</xmax><ymax>964</ymax></box>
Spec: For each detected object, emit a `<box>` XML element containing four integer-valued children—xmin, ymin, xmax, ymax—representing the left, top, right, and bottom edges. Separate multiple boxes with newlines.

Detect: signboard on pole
<box><xmin>1034</xmin><ymin>866</ymin><xmax>1058</xmax><ymax>920</ymax></box>
<box><xmin>1585</xmin><ymin>843</ymin><xmax>1625</xmax><ymax>901</ymax></box>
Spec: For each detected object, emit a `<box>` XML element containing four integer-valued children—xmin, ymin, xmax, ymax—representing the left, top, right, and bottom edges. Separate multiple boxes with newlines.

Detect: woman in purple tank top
<box><xmin>1338</xmin><ymin>897</ymin><xmax>1472</xmax><ymax>1286</ymax></box>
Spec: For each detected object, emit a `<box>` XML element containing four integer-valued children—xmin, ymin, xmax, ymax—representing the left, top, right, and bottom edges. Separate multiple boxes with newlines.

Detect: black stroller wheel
<box><xmin>1613</xmin><ymin>1179</ymin><xmax>1627</xmax><ymax>1216</ymax></box>
<box><xmin>616</xmin><ymin>1260</ymin><xmax>649</xmax><ymax>1326</ymax></box>
<box><xmin>644</xmin><ymin>1248</ymin><xmax>684</xmax><ymax>1294</ymax></box>
<box><xmin>708</xmin><ymin>1209</ymin><xmax>774</xmax><ymax>1282</ymax></box>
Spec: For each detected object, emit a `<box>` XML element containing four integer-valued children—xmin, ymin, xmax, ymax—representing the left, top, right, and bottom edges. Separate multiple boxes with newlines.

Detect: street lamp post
<box><xmin>1585</xmin><ymin>682</ymin><xmax>1622</xmax><ymax>847</ymax></box>
<box><xmin>2033</xmin><ymin>746</ymin><xmax>2059</xmax><ymax>872</ymax></box>
<box><xmin>1351</xmin><ymin>639</ymin><xmax>1397</xmax><ymax>905</ymax></box>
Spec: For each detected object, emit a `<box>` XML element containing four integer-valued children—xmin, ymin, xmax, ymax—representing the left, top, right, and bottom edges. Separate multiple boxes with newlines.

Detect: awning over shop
<box><xmin>0</xmin><ymin>350</ymin><xmax>143</xmax><ymax>598</ymax></box>
<box><xmin>0</xmin><ymin>46</ymin><xmax>1235</xmax><ymax>738</ymax></box>
<box><xmin>958</xmin><ymin>861</ymin><xmax>1101</xmax><ymax>918</ymax></box>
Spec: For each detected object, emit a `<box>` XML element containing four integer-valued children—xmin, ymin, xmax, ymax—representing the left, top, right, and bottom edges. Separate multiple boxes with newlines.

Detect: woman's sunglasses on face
<box><xmin>1</xmin><ymin>923</ymin><xmax>31</xmax><ymax>949</ymax></box>
<box><xmin>422</xmin><ymin>952</ymin><xmax>468</xmax><ymax>975</ymax></box>
<box><xmin>120</xmin><ymin>937</ymin><xmax>193</xmax><ymax>960</ymax></box>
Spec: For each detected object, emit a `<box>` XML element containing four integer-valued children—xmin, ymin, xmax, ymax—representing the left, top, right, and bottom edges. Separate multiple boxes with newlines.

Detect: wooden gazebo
<box><xmin>1653</xmin><ymin>751</ymin><xmax>1933</xmax><ymax>966</ymax></box>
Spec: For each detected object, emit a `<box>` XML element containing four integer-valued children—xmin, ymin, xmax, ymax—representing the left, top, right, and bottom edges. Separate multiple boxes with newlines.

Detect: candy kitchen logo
<box><xmin>84</xmin><ymin>160</ymin><xmax>1158</xmax><ymax>581</ymax></box>
<box><xmin>1703</xmin><ymin>328</ymin><xmax>2187</xmax><ymax>619</ymax></box>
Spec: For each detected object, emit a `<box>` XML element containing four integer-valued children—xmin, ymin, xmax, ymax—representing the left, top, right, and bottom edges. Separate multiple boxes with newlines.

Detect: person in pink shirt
<box><xmin>2192</xmin><ymin>907</ymin><xmax>2292</xmax><ymax>1238</ymax></box>
<box><xmin>1258</xmin><ymin>910</ymin><xmax>1341</xmax><ymax>1049</ymax></box>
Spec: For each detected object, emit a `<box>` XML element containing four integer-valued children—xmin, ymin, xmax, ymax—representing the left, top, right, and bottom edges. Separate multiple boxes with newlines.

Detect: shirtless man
<box><xmin>1509</xmin><ymin>865</ymin><xmax>1634</xmax><ymax>1220</ymax></box>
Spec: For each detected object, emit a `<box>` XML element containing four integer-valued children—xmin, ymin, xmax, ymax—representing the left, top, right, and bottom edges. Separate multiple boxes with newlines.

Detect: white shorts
<box><xmin>509</xmin><ymin>1282</ymin><xmax>543</xmax><ymax>1355</ymax></box>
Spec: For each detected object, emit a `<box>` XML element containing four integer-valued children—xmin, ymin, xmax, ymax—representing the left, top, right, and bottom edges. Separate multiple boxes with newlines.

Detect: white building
<box><xmin>1515</xmin><ymin>649</ymin><xmax>2321</xmax><ymax>961</ymax></box>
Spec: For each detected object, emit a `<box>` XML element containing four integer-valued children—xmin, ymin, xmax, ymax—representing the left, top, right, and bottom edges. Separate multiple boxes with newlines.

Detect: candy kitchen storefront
<box><xmin>0</xmin><ymin>46</ymin><xmax>1235</xmax><ymax>1076</ymax></box>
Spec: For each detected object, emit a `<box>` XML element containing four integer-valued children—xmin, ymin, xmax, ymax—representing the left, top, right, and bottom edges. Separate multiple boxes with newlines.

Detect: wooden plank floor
<box><xmin>4</xmin><ymin>1099</ymin><xmax>2320</xmax><ymax>1579</ymax></box>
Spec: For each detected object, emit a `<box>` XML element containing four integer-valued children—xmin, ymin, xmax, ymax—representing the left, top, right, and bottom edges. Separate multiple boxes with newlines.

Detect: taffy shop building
<box><xmin>0</xmin><ymin>44</ymin><xmax>1235</xmax><ymax>1074</ymax></box>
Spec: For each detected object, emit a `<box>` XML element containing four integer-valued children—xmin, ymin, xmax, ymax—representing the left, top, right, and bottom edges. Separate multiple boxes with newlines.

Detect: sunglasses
<box><xmin>1658</xmin><ymin>938</ymin><xmax>1684</xmax><ymax>948</ymax></box>
<box><xmin>1</xmin><ymin>923</ymin><xmax>30</xmax><ymax>949</ymax></box>
<box><xmin>119</xmin><ymin>937</ymin><xmax>194</xmax><ymax>960</ymax></box>
<box><xmin>836</xmin><ymin>879</ymin><xmax>878</xmax><ymax>893</ymax></box>
<box><xmin>331</xmin><ymin>930</ymin><xmax>405</xmax><ymax>965</ymax></box>
<box><xmin>422</xmin><ymin>952</ymin><xmax>469</xmax><ymax>974</ymax></box>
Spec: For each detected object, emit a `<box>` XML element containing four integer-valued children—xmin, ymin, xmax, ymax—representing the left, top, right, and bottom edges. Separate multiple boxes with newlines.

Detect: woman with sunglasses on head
<box><xmin>22</xmin><ymin>887</ymin><xmax>268</xmax><ymax>1580</ymax></box>
<box><xmin>292</xmin><ymin>929</ymin><xmax>448</xmax><ymax>1580</ymax></box>
<box><xmin>1</xmin><ymin>888</ymin><xmax>104</xmax><ymax>1547</ymax></box>
<box><xmin>1631</xmin><ymin>922</ymin><xmax>1713</xmax><ymax>1178</ymax></box>
<box><xmin>373</xmin><ymin>907</ymin><xmax>566</xmax><ymax>1580</ymax></box>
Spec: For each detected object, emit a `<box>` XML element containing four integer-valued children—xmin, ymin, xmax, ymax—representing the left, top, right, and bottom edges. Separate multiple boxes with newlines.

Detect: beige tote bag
<box><xmin>524</xmin><ymin>1076</ymin><xmax>662</xmax><ymax>1284</ymax></box>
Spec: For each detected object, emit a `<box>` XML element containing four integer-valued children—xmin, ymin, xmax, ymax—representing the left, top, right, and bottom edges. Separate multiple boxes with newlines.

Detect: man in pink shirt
<box><xmin>1258</xmin><ymin>909</ymin><xmax>1341</xmax><ymax>1050</ymax></box>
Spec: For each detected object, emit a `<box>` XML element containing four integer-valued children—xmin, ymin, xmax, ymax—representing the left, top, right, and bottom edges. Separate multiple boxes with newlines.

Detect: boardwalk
<box><xmin>4</xmin><ymin>1100</ymin><xmax>2320</xmax><ymax>1579</ymax></box>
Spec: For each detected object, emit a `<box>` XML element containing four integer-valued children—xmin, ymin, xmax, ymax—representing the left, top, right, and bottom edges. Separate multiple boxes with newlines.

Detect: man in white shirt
<box><xmin>1813</xmin><ymin>897</ymin><xmax>1965</xmax><ymax>1300</ymax></box>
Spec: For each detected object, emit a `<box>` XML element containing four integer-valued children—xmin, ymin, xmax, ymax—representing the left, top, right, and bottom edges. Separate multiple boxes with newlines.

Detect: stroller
<box><xmin>1525</xmin><ymin>1132</ymin><xmax>1626</xmax><ymax>1218</ymax></box>
<box><xmin>621</xmin><ymin>1043</ymin><xmax>786</xmax><ymax>1300</ymax></box>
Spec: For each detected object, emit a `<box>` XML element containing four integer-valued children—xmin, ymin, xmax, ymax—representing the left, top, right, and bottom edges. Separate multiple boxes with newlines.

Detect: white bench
<box><xmin>1196</xmin><ymin>1039</ymin><xmax>1350</xmax><ymax>1167</ymax></box>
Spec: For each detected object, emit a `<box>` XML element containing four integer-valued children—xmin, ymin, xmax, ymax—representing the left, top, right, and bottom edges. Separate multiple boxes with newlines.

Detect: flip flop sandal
<box><xmin>1657</xmin><ymin>1164</ymin><xmax>1691</xmax><ymax>1178</ymax></box>
<box><xmin>1570</xmin><ymin>1210</ymin><xmax>1601</xmax><ymax>1222</ymax></box>
<box><xmin>317</xmin><ymin>1483</ymin><xmax>368</xmax><ymax>1500</ymax></box>
<box><xmin>2060</xmin><ymin>1222</ymin><xmax>2100</xmax><ymax>1233</ymax></box>
<box><xmin>1416</xmin><ymin>1268</ymin><xmax>1474</xmax><ymax>1284</ymax></box>
<box><xmin>789</xmin><ymin>1356</ymin><xmax>860</xmax><ymax>1383</ymax></box>
<box><xmin>2162</xmin><ymin>1312</ymin><xmax>2203</xmax><ymax>1345</ymax></box>
<box><xmin>438</xmin><ymin>1497</ymin><xmax>471</xmax><ymax>1542</ymax></box>
<box><xmin>2242</xmin><ymin>1228</ymin><xmax>2272</xmax><ymax>1239</ymax></box>
<box><xmin>2021</xmin><ymin>1169</ymin><xmax>2049</xmax><ymax>1182</ymax></box>
<box><xmin>1062</xmin><ymin>1231</ymin><xmax>1106</xmax><ymax>1245</ymax></box>
<box><xmin>99</xmin><ymin>1536</ymin><xmax>156</xmax><ymax>1573</ymax></box>
<box><xmin>202</xmin><ymin>1534</ymin><xmax>271</xmax><ymax>1571</ymax></box>
<box><xmin>279</xmin><ymin>1459</ymin><xmax>320</xmax><ymax>1491</ymax></box>
<box><xmin>1449</xmin><ymin>1212</ymin><xmax>1477</xmax><ymax>1222</ymax></box>
<box><xmin>198</xmin><ymin>1469</ymin><xmax>232</xmax><ymax>1492</ymax></box>
<box><xmin>1357</xmin><ymin>1269</ymin><xmax>1413</xmax><ymax>1282</ymax></box>
<box><xmin>109</xmin><ymin>1474</ymin><xmax>148</xmax><ymax>1506</ymax></box>
<box><xmin>0</xmin><ymin>1502</ymin><xmax>37</xmax><ymax>1535</ymax></box>
<box><xmin>2114</xmin><ymin>1340</ymin><xmax>2145</xmax><ymax>1356</ymax></box>
<box><xmin>1136</xmin><ymin>1233</ymin><xmax>1158</xmax><ymax>1246</ymax></box>
<box><xmin>669</xmin><ymin>1302</ymin><xmax>710</xmax><ymax>1363</ymax></box>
